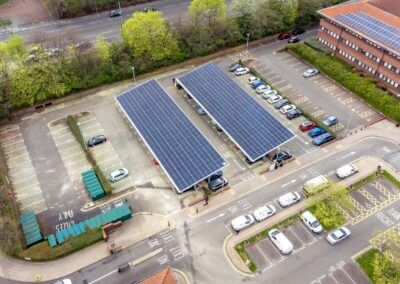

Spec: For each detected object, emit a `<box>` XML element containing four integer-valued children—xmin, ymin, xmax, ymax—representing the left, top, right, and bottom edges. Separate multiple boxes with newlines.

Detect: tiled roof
<box><xmin>141</xmin><ymin>268</ymin><xmax>176</xmax><ymax>284</ymax></box>
<box><xmin>318</xmin><ymin>0</ymin><xmax>400</xmax><ymax>53</ymax></box>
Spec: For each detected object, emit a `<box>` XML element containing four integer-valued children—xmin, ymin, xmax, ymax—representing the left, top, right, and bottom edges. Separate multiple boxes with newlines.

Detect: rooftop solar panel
<box><xmin>336</xmin><ymin>13</ymin><xmax>400</xmax><ymax>52</ymax></box>
<box><xmin>116</xmin><ymin>79</ymin><xmax>227</xmax><ymax>193</ymax></box>
<box><xmin>176</xmin><ymin>62</ymin><xmax>295</xmax><ymax>162</ymax></box>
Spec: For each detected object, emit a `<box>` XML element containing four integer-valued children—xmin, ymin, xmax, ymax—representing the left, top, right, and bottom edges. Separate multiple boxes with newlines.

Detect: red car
<box><xmin>299</xmin><ymin>121</ymin><xmax>317</xmax><ymax>132</ymax></box>
<box><xmin>278</xmin><ymin>32</ymin><xmax>291</xmax><ymax>40</ymax></box>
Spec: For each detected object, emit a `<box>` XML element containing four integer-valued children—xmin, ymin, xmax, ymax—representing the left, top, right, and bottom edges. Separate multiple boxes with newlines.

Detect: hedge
<box><xmin>287</xmin><ymin>43</ymin><xmax>400</xmax><ymax>123</ymax></box>
<box><xmin>66</xmin><ymin>115</ymin><xmax>86</xmax><ymax>152</ymax></box>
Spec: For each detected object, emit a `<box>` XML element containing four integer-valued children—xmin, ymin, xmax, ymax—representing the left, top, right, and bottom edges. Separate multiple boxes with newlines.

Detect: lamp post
<box><xmin>118</xmin><ymin>1</ymin><xmax>123</xmax><ymax>27</ymax></box>
<box><xmin>346</xmin><ymin>108</ymin><xmax>356</xmax><ymax>135</ymax></box>
<box><xmin>131</xmin><ymin>67</ymin><xmax>136</xmax><ymax>85</ymax></box>
<box><xmin>246</xmin><ymin>33</ymin><xmax>250</xmax><ymax>54</ymax></box>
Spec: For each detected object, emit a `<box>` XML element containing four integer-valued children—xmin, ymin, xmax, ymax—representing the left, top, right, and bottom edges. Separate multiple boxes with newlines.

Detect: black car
<box><xmin>87</xmin><ymin>135</ymin><xmax>107</xmax><ymax>147</ymax></box>
<box><xmin>288</xmin><ymin>36</ymin><xmax>301</xmax><ymax>43</ymax></box>
<box><xmin>273</xmin><ymin>151</ymin><xmax>293</xmax><ymax>163</ymax></box>
<box><xmin>292</xmin><ymin>27</ymin><xmax>305</xmax><ymax>36</ymax></box>
<box><xmin>207</xmin><ymin>171</ymin><xmax>223</xmax><ymax>183</ymax></box>
<box><xmin>274</xmin><ymin>99</ymin><xmax>289</xmax><ymax>109</ymax></box>
<box><xmin>229</xmin><ymin>63</ymin><xmax>242</xmax><ymax>72</ymax></box>
<box><xmin>286</xmin><ymin>109</ymin><xmax>302</xmax><ymax>120</ymax></box>
<box><xmin>208</xmin><ymin>177</ymin><xmax>228</xmax><ymax>191</ymax></box>
<box><xmin>109</xmin><ymin>10</ymin><xmax>121</xmax><ymax>17</ymax></box>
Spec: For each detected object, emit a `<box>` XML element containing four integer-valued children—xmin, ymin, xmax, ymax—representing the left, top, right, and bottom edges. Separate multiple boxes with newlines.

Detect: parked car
<box><xmin>231</xmin><ymin>214</ymin><xmax>255</xmax><ymax>232</ymax></box>
<box><xmin>212</xmin><ymin>120</ymin><xmax>223</xmax><ymax>132</ymax></box>
<box><xmin>255</xmin><ymin>84</ymin><xmax>271</xmax><ymax>94</ymax></box>
<box><xmin>326</xmin><ymin>227</ymin><xmax>351</xmax><ymax>244</ymax></box>
<box><xmin>229</xmin><ymin>63</ymin><xmax>242</xmax><ymax>72</ymax></box>
<box><xmin>109</xmin><ymin>168</ymin><xmax>129</xmax><ymax>182</ymax></box>
<box><xmin>54</xmin><ymin>279</ymin><xmax>72</xmax><ymax>284</ymax></box>
<box><xmin>261</xmin><ymin>89</ymin><xmax>278</xmax><ymax>99</ymax></box>
<box><xmin>26</xmin><ymin>54</ymin><xmax>38</xmax><ymax>62</ymax></box>
<box><xmin>208</xmin><ymin>177</ymin><xmax>228</xmax><ymax>190</ymax></box>
<box><xmin>288</xmin><ymin>36</ymin><xmax>301</xmax><ymax>43</ymax></box>
<box><xmin>273</xmin><ymin>151</ymin><xmax>292</xmax><ymax>163</ymax></box>
<box><xmin>87</xmin><ymin>135</ymin><xmax>107</xmax><ymax>147</ymax></box>
<box><xmin>143</xmin><ymin>7</ymin><xmax>157</xmax><ymax>12</ymax></box>
<box><xmin>207</xmin><ymin>170</ymin><xmax>223</xmax><ymax>183</ymax></box>
<box><xmin>278</xmin><ymin>191</ymin><xmax>301</xmax><ymax>207</ymax></box>
<box><xmin>267</xmin><ymin>95</ymin><xmax>283</xmax><ymax>104</ymax></box>
<box><xmin>278</xmin><ymin>32</ymin><xmax>291</xmax><ymax>40</ymax></box>
<box><xmin>280</xmin><ymin>104</ymin><xmax>296</xmax><ymax>114</ymax></box>
<box><xmin>274</xmin><ymin>99</ymin><xmax>289</xmax><ymax>109</ymax></box>
<box><xmin>247</xmin><ymin>76</ymin><xmax>259</xmax><ymax>84</ymax></box>
<box><xmin>286</xmin><ymin>109</ymin><xmax>302</xmax><ymax>120</ymax></box>
<box><xmin>109</xmin><ymin>10</ymin><xmax>121</xmax><ymax>17</ymax></box>
<box><xmin>308</xmin><ymin>127</ymin><xmax>326</xmax><ymax>138</ymax></box>
<box><xmin>234</xmin><ymin>67</ymin><xmax>249</xmax><ymax>76</ymax></box>
<box><xmin>268</xmin><ymin>229</ymin><xmax>294</xmax><ymax>254</ymax></box>
<box><xmin>303</xmin><ymin>175</ymin><xmax>331</xmax><ymax>196</ymax></box>
<box><xmin>292</xmin><ymin>27</ymin><xmax>306</xmax><ymax>36</ymax></box>
<box><xmin>253</xmin><ymin>204</ymin><xmax>276</xmax><ymax>222</ymax></box>
<box><xmin>197</xmin><ymin>107</ymin><xmax>206</xmax><ymax>116</ymax></box>
<box><xmin>47</xmin><ymin>47</ymin><xmax>62</xmax><ymax>57</ymax></box>
<box><xmin>336</xmin><ymin>164</ymin><xmax>358</xmax><ymax>179</ymax></box>
<box><xmin>251</xmin><ymin>80</ymin><xmax>266</xmax><ymax>89</ymax></box>
<box><xmin>323</xmin><ymin>116</ymin><xmax>338</xmax><ymax>127</ymax></box>
<box><xmin>301</xmin><ymin>211</ymin><xmax>323</xmax><ymax>234</ymax></box>
<box><xmin>303</xmin><ymin>68</ymin><xmax>319</xmax><ymax>78</ymax></box>
<box><xmin>313</xmin><ymin>132</ymin><xmax>334</xmax><ymax>146</ymax></box>
<box><xmin>299</xmin><ymin>120</ymin><xmax>317</xmax><ymax>132</ymax></box>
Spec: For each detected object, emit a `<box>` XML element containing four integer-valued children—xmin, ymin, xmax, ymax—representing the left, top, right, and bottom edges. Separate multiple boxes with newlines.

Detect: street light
<box><xmin>246</xmin><ymin>33</ymin><xmax>250</xmax><ymax>54</ymax></box>
<box><xmin>131</xmin><ymin>67</ymin><xmax>136</xmax><ymax>85</ymax></box>
<box><xmin>118</xmin><ymin>1</ymin><xmax>123</xmax><ymax>27</ymax></box>
<box><xmin>345</xmin><ymin>108</ymin><xmax>356</xmax><ymax>135</ymax></box>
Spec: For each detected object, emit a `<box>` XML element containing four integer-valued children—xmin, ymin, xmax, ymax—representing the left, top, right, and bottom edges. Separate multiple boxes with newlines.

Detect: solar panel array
<box><xmin>177</xmin><ymin>62</ymin><xmax>295</xmax><ymax>162</ymax></box>
<box><xmin>336</xmin><ymin>12</ymin><xmax>400</xmax><ymax>52</ymax></box>
<box><xmin>116</xmin><ymin>79</ymin><xmax>226</xmax><ymax>193</ymax></box>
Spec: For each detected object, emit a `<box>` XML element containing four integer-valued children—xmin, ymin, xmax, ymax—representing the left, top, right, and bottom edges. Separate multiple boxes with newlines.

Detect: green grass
<box><xmin>18</xmin><ymin>228</ymin><xmax>103</xmax><ymax>261</ymax></box>
<box><xmin>356</xmin><ymin>248</ymin><xmax>379</xmax><ymax>282</ymax></box>
<box><xmin>382</xmin><ymin>169</ymin><xmax>400</xmax><ymax>188</ymax></box>
<box><xmin>348</xmin><ymin>172</ymin><xmax>377</xmax><ymax>191</ymax></box>
<box><xmin>287</xmin><ymin>43</ymin><xmax>400</xmax><ymax>123</ymax></box>
<box><xmin>0</xmin><ymin>1</ymin><xmax>8</xmax><ymax>6</ymax></box>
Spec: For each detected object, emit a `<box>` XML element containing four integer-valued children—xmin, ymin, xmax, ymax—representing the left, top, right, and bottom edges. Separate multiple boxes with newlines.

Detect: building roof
<box><xmin>318</xmin><ymin>0</ymin><xmax>400</xmax><ymax>54</ymax></box>
<box><xmin>141</xmin><ymin>268</ymin><xmax>176</xmax><ymax>284</ymax></box>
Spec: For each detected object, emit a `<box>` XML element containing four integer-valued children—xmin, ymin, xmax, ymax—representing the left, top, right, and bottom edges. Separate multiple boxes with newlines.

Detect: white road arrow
<box><xmin>281</xmin><ymin>179</ymin><xmax>296</xmax><ymax>188</ymax></box>
<box><xmin>206</xmin><ymin>213</ymin><xmax>225</xmax><ymax>223</ymax></box>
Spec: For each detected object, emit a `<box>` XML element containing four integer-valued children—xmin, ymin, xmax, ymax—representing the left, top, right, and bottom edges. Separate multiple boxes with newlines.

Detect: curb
<box><xmin>172</xmin><ymin>268</ymin><xmax>191</xmax><ymax>284</ymax></box>
<box><xmin>222</xmin><ymin>233</ymin><xmax>254</xmax><ymax>277</ymax></box>
<box><xmin>130</xmin><ymin>248</ymin><xmax>163</xmax><ymax>266</ymax></box>
<box><xmin>351</xmin><ymin>245</ymin><xmax>373</xmax><ymax>261</ymax></box>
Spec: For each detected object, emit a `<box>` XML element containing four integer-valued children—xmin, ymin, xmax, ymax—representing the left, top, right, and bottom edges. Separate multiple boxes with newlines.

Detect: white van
<box><xmin>231</xmin><ymin>214</ymin><xmax>255</xmax><ymax>232</ymax></box>
<box><xmin>303</xmin><ymin>175</ymin><xmax>330</xmax><ymax>196</ymax></box>
<box><xmin>301</xmin><ymin>211</ymin><xmax>323</xmax><ymax>234</ymax></box>
<box><xmin>336</xmin><ymin>164</ymin><xmax>358</xmax><ymax>179</ymax></box>
<box><xmin>268</xmin><ymin>229</ymin><xmax>293</xmax><ymax>255</ymax></box>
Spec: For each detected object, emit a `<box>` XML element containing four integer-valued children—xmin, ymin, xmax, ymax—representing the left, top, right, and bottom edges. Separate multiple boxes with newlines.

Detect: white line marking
<box><xmin>206</xmin><ymin>213</ymin><xmax>225</xmax><ymax>223</ymax></box>
<box><xmin>88</xmin><ymin>269</ymin><xmax>118</xmax><ymax>284</ymax></box>
<box><xmin>281</xmin><ymin>179</ymin><xmax>296</xmax><ymax>187</ymax></box>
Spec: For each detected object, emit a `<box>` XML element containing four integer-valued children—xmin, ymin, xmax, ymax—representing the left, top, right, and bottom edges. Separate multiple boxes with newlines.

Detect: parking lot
<box><xmin>249</xmin><ymin>50</ymin><xmax>384</xmax><ymax>136</ymax></box>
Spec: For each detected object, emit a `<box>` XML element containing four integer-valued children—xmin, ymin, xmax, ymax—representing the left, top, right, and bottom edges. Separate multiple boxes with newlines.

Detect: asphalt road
<box><xmin>66</xmin><ymin>137</ymin><xmax>400</xmax><ymax>284</ymax></box>
<box><xmin>0</xmin><ymin>0</ymin><xmax>232</xmax><ymax>44</ymax></box>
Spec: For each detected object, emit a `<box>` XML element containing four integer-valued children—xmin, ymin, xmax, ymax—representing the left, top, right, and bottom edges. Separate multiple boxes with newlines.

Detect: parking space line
<box><xmin>0</xmin><ymin>126</ymin><xmax>20</xmax><ymax>134</ymax></box>
<box><xmin>287</xmin><ymin>227</ymin><xmax>306</xmax><ymax>246</ymax></box>
<box><xmin>255</xmin><ymin>243</ymin><xmax>272</xmax><ymax>267</ymax></box>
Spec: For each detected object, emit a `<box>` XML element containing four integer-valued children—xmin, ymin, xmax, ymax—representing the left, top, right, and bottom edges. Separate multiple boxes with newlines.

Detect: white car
<box><xmin>255</xmin><ymin>84</ymin><xmax>271</xmax><ymax>94</ymax></box>
<box><xmin>54</xmin><ymin>280</ymin><xmax>72</xmax><ymax>284</ymax></box>
<box><xmin>267</xmin><ymin>95</ymin><xmax>282</xmax><ymax>104</ymax></box>
<box><xmin>303</xmin><ymin>68</ymin><xmax>319</xmax><ymax>78</ymax></box>
<box><xmin>231</xmin><ymin>214</ymin><xmax>255</xmax><ymax>232</ymax></box>
<box><xmin>253</xmin><ymin>204</ymin><xmax>276</xmax><ymax>222</ymax></box>
<box><xmin>301</xmin><ymin>211</ymin><xmax>323</xmax><ymax>234</ymax></box>
<box><xmin>235</xmin><ymin>67</ymin><xmax>250</xmax><ymax>76</ymax></box>
<box><xmin>280</xmin><ymin>104</ymin><xmax>296</xmax><ymax>114</ymax></box>
<box><xmin>247</xmin><ymin>76</ymin><xmax>259</xmax><ymax>84</ymax></box>
<box><xmin>109</xmin><ymin>168</ymin><xmax>129</xmax><ymax>182</ymax></box>
<box><xmin>326</xmin><ymin>227</ymin><xmax>351</xmax><ymax>244</ymax></box>
<box><xmin>268</xmin><ymin>229</ymin><xmax>293</xmax><ymax>254</ymax></box>
<box><xmin>336</xmin><ymin>164</ymin><xmax>358</xmax><ymax>179</ymax></box>
<box><xmin>261</xmin><ymin>89</ymin><xmax>278</xmax><ymax>99</ymax></box>
<box><xmin>278</xmin><ymin>191</ymin><xmax>301</xmax><ymax>207</ymax></box>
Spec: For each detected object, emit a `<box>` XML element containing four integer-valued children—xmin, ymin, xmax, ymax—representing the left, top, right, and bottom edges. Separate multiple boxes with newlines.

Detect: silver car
<box><xmin>109</xmin><ymin>168</ymin><xmax>129</xmax><ymax>182</ymax></box>
<box><xmin>326</xmin><ymin>227</ymin><xmax>351</xmax><ymax>244</ymax></box>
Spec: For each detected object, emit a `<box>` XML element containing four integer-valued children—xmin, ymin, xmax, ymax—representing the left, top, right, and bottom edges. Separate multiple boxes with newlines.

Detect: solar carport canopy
<box><xmin>116</xmin><ymin>79</ymin><xmax>227</xmax><ymax>193</ymax></box>
<box><xmin>177</xmin><ymin>62</ymin><xmax>295</xmax><ymax>162</ymax></box>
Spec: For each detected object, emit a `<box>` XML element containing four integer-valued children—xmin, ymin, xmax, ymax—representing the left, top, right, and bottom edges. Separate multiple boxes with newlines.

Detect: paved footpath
<box><xmin>0</xmin><ymin>120</ymin><xmax>399</xmax><ymax>282</ymax></box>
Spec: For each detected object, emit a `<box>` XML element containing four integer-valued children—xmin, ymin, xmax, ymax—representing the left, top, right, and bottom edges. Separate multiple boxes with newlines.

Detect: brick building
<box><xmin>317</xmin><ymin>0</ymin><xmax>400</xmax><ymax>95</ymax></box>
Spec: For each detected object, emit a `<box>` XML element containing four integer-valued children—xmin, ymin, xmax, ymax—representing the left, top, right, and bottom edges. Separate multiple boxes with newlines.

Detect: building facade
<box><xmin>317</xmin><ymin>0</ymin><xmax>400</xmax><ymax>95</ymax></box>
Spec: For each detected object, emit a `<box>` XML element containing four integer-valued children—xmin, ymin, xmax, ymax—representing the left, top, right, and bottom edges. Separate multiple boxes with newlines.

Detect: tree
<box><xmin>5</xmin><ymin>35</ymin><xmax>26</xmax><ymax>64</ymax></box>
<box><xmin>281</xmin><ymin>0</ymin><xmax>299</xmax><ymax>29</ymax></box>
<box><xmin>95</xmin><ymin>35</ymin><xmax>111</xmax><ymax>62</ymax></box>
<box><xmin>0</xmin><ymin>18</ymin><xmax>12</xmax><ymax>33</ymax></box>
<box><xmin>231</xmin><ymin>0</ymin><xmax>253</xmax><ymax>17</ymax></box>
<box><xmin>255</xmin><ymin>0</ymin><xmax>285</xmax><ymax>35</ymax></box>
<box><xmin>296</xmin><ymin>0</ymin><xmax>322</xmax><ymax>26</ymax></box>
<box><xmin>121</xmin><ymin>11</ymin><xmax>178</xmax><ymax>62</ymax></box>
<box><xmin>372</xmin><ymin>251</ymin><xmax>400</xmax><ymax>284</ymax></box>
<box><xmin>231</xmin><ymin>0</ymin><xmax>256</xmax><ymax>36</ymax></box>
<box><xmin>189</xmin><ymin>0</ymin><xmax>226</xmax><ymax>26</ymax></box>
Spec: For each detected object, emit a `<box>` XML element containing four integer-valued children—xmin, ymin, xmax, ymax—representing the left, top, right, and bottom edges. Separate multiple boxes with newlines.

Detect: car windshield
<box><xmin>245</xmin><ymin>215</ymin><xmax>251</xmax><ymax>222</ymax></box>
<box><xmin>311</xmin><ymin>221</ymin><xmax>320</xmax><ymax>228</ymax></box>
<box><xmin>333</xmin><ymin>230</ymin><xmax>345</xmax><ymax>239</ymax></box>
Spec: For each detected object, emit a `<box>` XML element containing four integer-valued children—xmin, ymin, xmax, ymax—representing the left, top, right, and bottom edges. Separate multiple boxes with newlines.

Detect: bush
<box><xmin>287</xmin><ymin>43</ymin><xmax>400</xmax><ymax>123</ymax></box>
<box><xmin>382</xmin><ymin>170</ymin><xmax>400</xmax><ymax>188</ymax></box>
<box><xmin>18</xmin><ymin>228</ymin><xmax>103</xmax><ymax>261</ymax></box>
<box><xmin>356</xmin><ymin>249</ymin><xmax>379</xmax><ymax>282</ymax></box>
<box><xmin>310</xmin><ymin>199</ymin><xmax>346</xmax><ymax>231</ymax></box>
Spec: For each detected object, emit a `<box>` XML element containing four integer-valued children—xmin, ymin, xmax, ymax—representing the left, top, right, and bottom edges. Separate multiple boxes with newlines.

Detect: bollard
<box><xmin>196</xmin><ymin>208</ymin><xmax>199</xmax><ymax>214</ymax></box>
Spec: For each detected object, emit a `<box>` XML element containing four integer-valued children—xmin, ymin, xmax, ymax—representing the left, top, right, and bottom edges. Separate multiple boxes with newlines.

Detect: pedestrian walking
<box><xmin>204</xmin><ymin>196</ymin><xmax>209</xmax><ymax>206</ymax></box>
